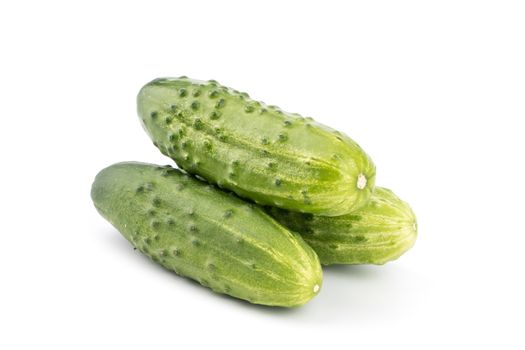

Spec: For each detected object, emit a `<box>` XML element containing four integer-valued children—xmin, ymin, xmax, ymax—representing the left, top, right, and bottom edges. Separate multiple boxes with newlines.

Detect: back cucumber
<box><xmin>137</xmin><ymin>77</ymin><xmax>375</xmax><ymax>216</ymax></box>
<box><xmin>91</xmin><ymin>162</ymin><xmax>322</xmax><ymax>307</ymax></box>
<box><xmin>268</xmin><ymin>187</ymin><xmax>417</xmax><ymax>265</ymax></box>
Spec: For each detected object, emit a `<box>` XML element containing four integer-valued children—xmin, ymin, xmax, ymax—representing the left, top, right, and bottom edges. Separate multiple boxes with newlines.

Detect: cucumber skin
<box><xmin>91</xmin><ymin>162</ymin><xmax>322</xmax><ymax>307</ymax></box>
<box><xmin>268</xmin><ymin>187</ymin><xmax>417</xmax><ymax>265</ymax></box>
<box><xmin>137</xmin><ymin>77</ymin><xmax>376</xmax><ymax>217</ymax></box>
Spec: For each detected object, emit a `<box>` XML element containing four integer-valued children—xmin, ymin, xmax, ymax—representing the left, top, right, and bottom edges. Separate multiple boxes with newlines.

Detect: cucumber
<box><xmin>267</xmin><ymin>187</ymin><xmax>417</xmax><ymax>265</ymax></box>
<box><xmin>137</xmin><ymin>77</ymin><xmax>376</xmax><ymax>216</ymax></box>
<box><xmin>91</xmin><ymin>162</ymin><xmax>322</xmax><ymax>307</ymax></box>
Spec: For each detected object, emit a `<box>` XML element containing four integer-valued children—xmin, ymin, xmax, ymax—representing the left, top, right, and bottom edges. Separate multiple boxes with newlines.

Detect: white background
<box><xmin>1</xmin><ymin>1</ymin><xmax>524</xmax><ymax>349</ymax></box>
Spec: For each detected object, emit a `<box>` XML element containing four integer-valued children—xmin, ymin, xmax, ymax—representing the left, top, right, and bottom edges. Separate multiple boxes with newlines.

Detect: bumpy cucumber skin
<box><xmin>137</xmin><ymin>77</ymin><xmax>376</xmax><ymax>217</ymax></box>
<box><xmin>91</xmin><ymin>162</ymin><xmax>322</xmax><ymax>307</ymax></box>
<box><xmin>268</xmin><ymin>187</ymin><xmax>417</xmax><ymax>265</ymax></box>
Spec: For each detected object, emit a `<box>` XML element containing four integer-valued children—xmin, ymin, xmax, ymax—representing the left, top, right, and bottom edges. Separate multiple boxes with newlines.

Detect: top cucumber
<box><xmin>137</xmin><ymin>77</ymin><xmax>376</xmax><ymax>216</ymax></box>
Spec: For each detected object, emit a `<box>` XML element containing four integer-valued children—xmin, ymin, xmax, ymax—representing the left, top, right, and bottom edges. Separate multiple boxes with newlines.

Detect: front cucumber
<box><xmin>91</xmin><ymin>162</ymin><xmax>322</xmax><ymax>307</ymax></box>
<box><xmin>137</xmin><ymin>77</ymin><xmax>376</xmax><ymax>216</ymax></box>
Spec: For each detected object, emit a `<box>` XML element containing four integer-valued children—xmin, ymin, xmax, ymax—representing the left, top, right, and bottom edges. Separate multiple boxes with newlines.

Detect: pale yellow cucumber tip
<box><xmin>357</xmin><ymin>173</ymin><xmax>367</xmax><ymax>190</ymax></box>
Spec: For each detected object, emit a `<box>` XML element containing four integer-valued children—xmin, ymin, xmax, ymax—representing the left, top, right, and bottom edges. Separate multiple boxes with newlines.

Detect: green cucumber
<box><xmin>137</xmin><ymin>77</ymin><xmax>376</xmax><ymax>216</ymax></box>
<box><xmin>91</xmin><ymin>162</ymin><xmax>322</xmax><ymax>307</ymax></box>
<box><xmin>268</xmin><ymin>187</ymin><xmax>417</xmax><ymax>265</ymax></box>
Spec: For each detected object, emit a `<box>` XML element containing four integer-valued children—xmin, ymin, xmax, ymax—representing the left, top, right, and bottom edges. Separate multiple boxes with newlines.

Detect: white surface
<box><xmin>1</xmin><ymin>1</ymin><xmax>524</xmax><ymax>349</ymax></box>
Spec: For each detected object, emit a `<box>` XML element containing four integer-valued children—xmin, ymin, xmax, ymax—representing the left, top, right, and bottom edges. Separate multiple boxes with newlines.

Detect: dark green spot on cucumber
<box><xmin>215</xmin><ymin>99</ymin><xmax>225</xmax><ymax>109</ymax></box>
<box><xmin>210</xmin><ymin>111</ymin><xmax>221</xmax><ymax>119</ymax></box>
